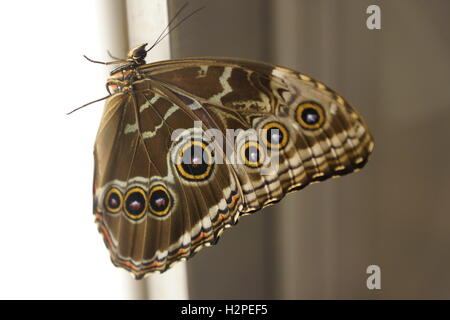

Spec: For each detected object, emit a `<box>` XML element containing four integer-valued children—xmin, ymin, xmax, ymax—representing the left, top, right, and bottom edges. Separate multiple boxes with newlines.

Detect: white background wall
<box><xmin>0</xmin><ymin>0</ymin><xmax>130</xmax><ymax>299</ymax></box>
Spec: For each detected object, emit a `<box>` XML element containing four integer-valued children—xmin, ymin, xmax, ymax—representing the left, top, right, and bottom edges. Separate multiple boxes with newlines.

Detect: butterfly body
<box><xmin>93</xmin><ymin>44</ymin><xmax>374</xmax><ymax>279</ymax></box>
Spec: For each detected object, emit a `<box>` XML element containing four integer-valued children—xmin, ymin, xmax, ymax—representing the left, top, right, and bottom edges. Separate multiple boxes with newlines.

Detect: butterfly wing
<box><xmin>93</xmin><ymin>57</ymin><xmax>374</xmax><ymax>278</ymax></box>
<box><xmin>142</xmin><ymin>57</ymin><xmax>374</xmax><ymax>211</ymax></box>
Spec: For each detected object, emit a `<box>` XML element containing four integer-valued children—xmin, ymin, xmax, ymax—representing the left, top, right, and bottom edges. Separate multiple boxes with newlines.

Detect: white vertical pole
<box><xmin>125</xmin><ymin>0</ymin><xmax>189</xmax><ymax>300</ymax></box>
<box><xmin>95</xmin><ymin>0</ymin><xmax>188</xmax><ymax>300</ymax></box>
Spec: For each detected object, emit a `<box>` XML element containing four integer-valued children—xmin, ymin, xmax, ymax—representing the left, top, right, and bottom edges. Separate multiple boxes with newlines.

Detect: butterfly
<box><xmin>90</xmin><ymin>43</ymin><xmax>374</xmax><ymax>279</ymax></box>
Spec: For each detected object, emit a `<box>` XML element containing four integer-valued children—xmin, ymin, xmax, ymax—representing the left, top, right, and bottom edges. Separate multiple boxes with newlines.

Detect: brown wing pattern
<box><xmin>93</xmin><ymin>57</ymin><xmax>374</xmax><ymax>278</ymax></box>
<box><xmin>144</xmin><ymin>57</ymin><xmax>374</xmax><ymax>210</ymax></box>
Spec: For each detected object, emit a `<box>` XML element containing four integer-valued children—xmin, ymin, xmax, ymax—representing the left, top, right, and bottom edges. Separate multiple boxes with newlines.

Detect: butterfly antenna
<box><xmin>149</xmin><ymin>2</ymin><xmax>189</xmax><ymax>48</ymax></box>
<box><xmin>66</xmin><ymin>94</ymin><xmax>110</xmax><ymax>115</ymax></box>
<box><xmin>146</xmin><ymin>3</ymin><xmax>205</xmax><ymax>53</ymax></box>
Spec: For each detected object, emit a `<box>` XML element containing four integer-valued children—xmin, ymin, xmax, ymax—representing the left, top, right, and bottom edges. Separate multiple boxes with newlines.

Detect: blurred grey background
<box><xmin>167</xmin><ymin>0</ymin><xmax>450</xmax><ymax>299</ymax></box>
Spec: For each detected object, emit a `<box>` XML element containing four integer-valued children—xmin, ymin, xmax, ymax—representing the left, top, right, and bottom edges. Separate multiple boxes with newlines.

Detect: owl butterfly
<box><xmin>92</xmin><ymin>43</ymin><xmax>374</xmax><ymax>279</ymax></box>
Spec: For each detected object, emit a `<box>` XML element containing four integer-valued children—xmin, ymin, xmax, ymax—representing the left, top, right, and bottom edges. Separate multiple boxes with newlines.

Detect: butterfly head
<box><xmin>107</xmin><ymin>43</ymin><xmax>148</xmax><ymax>80</ymax></box>
<box><xmin>126</xmin><ymin>43</ymin><xmax>148</xmax><ymax>65</ymax></box>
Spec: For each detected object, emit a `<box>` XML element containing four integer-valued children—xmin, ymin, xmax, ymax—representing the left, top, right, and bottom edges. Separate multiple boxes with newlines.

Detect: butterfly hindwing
<box><xmin>144</xmin><ymin>57</ymin><xmax>374</xmax><ymax>207</ymax></box>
